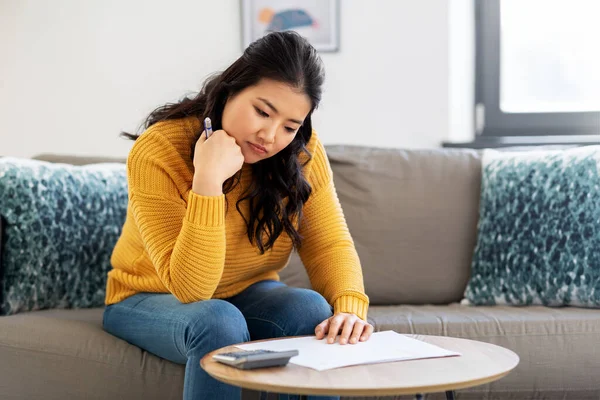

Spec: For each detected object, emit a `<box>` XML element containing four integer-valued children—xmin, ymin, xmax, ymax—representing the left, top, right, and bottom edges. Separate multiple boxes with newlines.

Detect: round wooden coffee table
<box><xmin>201</xmin><ymin>334</ymin><xmax>519</xmax><ymax>399</ymax></box>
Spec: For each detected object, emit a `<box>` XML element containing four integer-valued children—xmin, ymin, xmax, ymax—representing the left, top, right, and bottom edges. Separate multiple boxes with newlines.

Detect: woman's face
<box><xmin>221</xmin><ymin>78</ymin><xmax>312</xmax><ymax>164</ymax></box>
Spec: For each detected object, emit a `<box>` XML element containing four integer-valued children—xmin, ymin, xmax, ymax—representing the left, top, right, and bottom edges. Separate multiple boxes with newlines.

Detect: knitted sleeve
<box><xmin>297</xmin><ymin>135</ymin><xmax>370</xmax><ymax>320</ymax></box>
<box><xmin>127</xmin><ymin>127</ymin><xmax>226</xmax><ymax>302</ymax></box>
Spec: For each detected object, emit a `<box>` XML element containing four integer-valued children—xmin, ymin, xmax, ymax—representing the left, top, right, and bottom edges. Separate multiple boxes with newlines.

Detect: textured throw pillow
<box><xmin>0</xmin><ymin>157</ymin><xmax>127</xmax><ymax>315</ymax></box>
<box><xmin>463</xmin><ymin>146</ymin><xmax>600</xmax><ymax>307</ymax></box>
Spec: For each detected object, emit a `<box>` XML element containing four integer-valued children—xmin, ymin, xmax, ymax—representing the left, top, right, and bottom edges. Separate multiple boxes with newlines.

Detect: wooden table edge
<box><xmin>200</xmin><ymin>363</ymin><xmax>518</xmax><ymax>396</ymax></box>
<box><xmin>200</xmin><ymin>335</ymin><xmax>520</xmax><ymax>396</ymax></box>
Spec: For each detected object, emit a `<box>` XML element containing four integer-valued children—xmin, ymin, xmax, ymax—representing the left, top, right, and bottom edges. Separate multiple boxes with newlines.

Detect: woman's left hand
<box><xmin>315</xmin><ymin>312</ymin><xmax>374</xmax><ymax>345</ymax></box>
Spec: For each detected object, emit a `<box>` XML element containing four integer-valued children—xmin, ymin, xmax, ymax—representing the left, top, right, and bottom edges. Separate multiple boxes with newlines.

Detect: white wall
<box><xmin>0</xmin><ymin>0</ymin><xmax>474</xmax><ymax>159</ymax></box>
<box><xmin>448</xmin><ymin>0</ymin><xmax>475</xmax><ymax>143</ymax></box>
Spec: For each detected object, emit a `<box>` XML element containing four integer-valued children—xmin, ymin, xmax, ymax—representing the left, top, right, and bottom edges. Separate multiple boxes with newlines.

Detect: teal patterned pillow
<box><xmin>0</xmin><ymin>157</ymin><xmax>127</xmax><ymax>315</ymax></box>
<box><xmin>464</xmin><ymin>146</ymin><xmax>600</xmax><ymax>307</ymax></box>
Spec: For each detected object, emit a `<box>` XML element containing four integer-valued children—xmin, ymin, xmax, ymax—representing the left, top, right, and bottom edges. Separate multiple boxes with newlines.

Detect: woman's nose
<box><xmin>258</xmin><ymin>123</ymin><xmax>277</xmax><ymax>143</ymax></box>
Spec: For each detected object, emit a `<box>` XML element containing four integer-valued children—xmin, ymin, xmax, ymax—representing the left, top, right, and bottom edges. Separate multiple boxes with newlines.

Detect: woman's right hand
<box><xmin>192</xmin><ymin>129</ymin><xmax>245</xmax><ymax>196</ymax></box>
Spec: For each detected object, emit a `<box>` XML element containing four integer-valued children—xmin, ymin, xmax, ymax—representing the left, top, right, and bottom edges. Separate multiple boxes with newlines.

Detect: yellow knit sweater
<box><xmin>105</xmin><ymin>116</ymin><xmax>369</xmax><ymax>320</ymax></box>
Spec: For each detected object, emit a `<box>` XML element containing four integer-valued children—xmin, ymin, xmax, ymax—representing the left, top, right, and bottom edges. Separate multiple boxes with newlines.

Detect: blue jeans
<box><xmin>103</xmin><ymin>280</ymin><xmax>339</xmax><ymax>400</ymax></box>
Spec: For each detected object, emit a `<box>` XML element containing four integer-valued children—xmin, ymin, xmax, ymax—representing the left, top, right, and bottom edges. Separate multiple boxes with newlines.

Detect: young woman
<box><xmin>102</xmin><ymin>31</ymin><xmax>372</xmax><ymax>400</ymax></box>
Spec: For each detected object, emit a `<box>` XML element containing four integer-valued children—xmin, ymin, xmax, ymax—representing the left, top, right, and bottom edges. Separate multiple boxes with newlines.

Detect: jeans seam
<box><xmin>246</xmin><ymin>316</ymin><xmax>287</xmax><ymax>336</ymax></box>
<box><xmin>102</xmin><ymin>307</ymin><xmax>108</xmax><ymax>328</ymax></box>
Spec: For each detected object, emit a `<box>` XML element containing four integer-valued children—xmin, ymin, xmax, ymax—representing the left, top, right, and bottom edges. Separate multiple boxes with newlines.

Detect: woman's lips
<box><xmin>248</xmin><ymin>142</ymin><xmax>267</xmax><ymax>155</ymax></box>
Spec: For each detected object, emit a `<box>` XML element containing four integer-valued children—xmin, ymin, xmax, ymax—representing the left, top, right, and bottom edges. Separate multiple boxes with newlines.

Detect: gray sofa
<box><xmin>1</xmin><ymin>146</ymin><xmax>600</xmax><ymax>399</ymax></box>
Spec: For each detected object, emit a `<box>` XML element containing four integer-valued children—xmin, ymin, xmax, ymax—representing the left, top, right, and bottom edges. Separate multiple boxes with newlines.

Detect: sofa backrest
<box><xmin>34</xmin><ymin>146</ymin><xmax>483</xmax><ymax>306</ymax></box>
<box><xmin>280</xmin><ymin>146</ymin><xmax>483</xmax><ymax>305</ymax></box>
<box><xmin>33</xmin><ymin>154</ymin><xmax>126</xmax><ymax>165</ymax></box>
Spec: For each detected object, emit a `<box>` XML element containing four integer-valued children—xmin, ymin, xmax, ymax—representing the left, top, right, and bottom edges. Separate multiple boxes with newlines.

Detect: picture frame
<box><xmin>241</xmin><ymin>0</ymin><xmax>340</xmax><ymax>52</ymax></box>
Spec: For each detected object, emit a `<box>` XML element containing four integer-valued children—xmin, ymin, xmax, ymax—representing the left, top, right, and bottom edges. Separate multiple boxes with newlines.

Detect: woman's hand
<box><xmin>192</xmin><ymin>129</ymin><xmax>244</xmax><ymax>196</ymax></box>
<box><xmin>315</xmin><ymin>312</ymin><xmax>374</xmax><ymax>345</ymax></box>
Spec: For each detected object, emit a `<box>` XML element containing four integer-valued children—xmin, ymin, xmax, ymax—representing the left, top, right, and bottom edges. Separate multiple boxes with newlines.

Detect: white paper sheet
<box><xmin>236</xmin><ymin>330</ymin><xmax>461</xmax><ymax>371</ymax></box>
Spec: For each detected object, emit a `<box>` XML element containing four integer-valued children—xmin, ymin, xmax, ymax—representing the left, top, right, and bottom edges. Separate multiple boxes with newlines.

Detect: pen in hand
<box><xmin>204</xmin><ymin>117</ymin><xmax>213</xmax><ymax>138</ymax></box>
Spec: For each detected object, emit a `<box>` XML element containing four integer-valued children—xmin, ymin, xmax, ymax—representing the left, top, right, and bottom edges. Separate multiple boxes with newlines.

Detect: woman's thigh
<box><xmin>226</xmin><ymin>280</ymin><xmax>334</xmax><ymax>340</ymax></box>
<box><xmin>103</xmin><ymin>292</ymin><xmax>250</xmax><ymax>364</ymax></box>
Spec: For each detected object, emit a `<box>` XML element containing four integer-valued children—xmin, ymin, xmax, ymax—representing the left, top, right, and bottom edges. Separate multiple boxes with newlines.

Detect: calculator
<box><xmin>212</xmin><ymin>349</ymin><xmax>299</xmax><ymax>370</ymax></box>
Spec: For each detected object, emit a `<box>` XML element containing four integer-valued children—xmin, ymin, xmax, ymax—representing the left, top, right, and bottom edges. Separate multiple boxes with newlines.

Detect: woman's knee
<box><xmin>281</xmin><ymin>289</ymin><xmax>333</xmax><ymax>336</ymax></box>
<box><xmin>184</xmin><ymin>299</ymin><xmax>250</xmax><ymax>353</ymax></box>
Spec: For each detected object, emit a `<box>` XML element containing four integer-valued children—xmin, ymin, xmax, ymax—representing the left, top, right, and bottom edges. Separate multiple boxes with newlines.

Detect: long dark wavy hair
<box><xmin>121</xmin><ymin>31</ymin><xmax>325</xmax><ymax>254</ymax></box>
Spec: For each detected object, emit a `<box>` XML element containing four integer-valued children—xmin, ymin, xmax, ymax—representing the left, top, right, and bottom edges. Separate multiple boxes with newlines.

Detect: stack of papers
<box><xmin>237</xmin><ymin>330</ymin><xmax>461</xmax><ymax>371</ymax></box>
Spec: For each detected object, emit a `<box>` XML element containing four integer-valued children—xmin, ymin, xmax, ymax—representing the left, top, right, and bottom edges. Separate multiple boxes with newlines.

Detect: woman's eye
<box><xmin>254</xmin><ymin>107</ymin><xmax>269</xmax><ymax>118</ymax></box>
<box><xmin>285</xmin><ymin>127</ymin><xmax>297</xmax><ymax>133</ymax></box>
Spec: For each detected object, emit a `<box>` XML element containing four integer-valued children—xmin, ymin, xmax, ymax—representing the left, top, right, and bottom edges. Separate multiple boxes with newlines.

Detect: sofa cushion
<box><xmin>0</xmin><ymin>158</ymin><xmax>128</xmax><ymax>315</ymax></box>
<box><xmin>464</xmin><ymin>146</ymin><xmax>600</xmax><ymax>307</ymax></box>
<box><xmin>3</xmin><ymin>306</ymin><xmax>598</xmax><ymax>400</ymax></box>
<box><xmin>281</xmin><ymin>147</ymin><xmax>482</xmax><ymax>305</ymax></box>
<box><xmin>0</xmin><ymin>308</ymin><xmax>184</xmax><ymax>399</ymax></box>
<box><xmin>369</xmin><ymin>303</ymin><xmax>600</xmax><ymax>398</ymax></box>
<box><xmin>0</xmin><ymin>216</ymin><xmax>4</xmax><ymax>302</ymax></box>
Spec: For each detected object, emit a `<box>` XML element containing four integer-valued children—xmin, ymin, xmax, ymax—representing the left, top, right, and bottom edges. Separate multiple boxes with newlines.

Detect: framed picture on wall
<box><xmin>241</xmin><ymin>0</ymin><xmax>340</xmax><ymax>52</ymax></box>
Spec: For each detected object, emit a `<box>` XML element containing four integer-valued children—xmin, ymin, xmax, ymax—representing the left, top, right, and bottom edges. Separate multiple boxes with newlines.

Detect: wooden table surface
<box><xmin>201</xmin><ymin>334</ymin><xmax>519</xmax><ymax>397</ymax></box>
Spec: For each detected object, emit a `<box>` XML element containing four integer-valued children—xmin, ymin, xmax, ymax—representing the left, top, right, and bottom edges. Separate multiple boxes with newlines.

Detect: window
<box><xmin>459</xmin><ymin>0</ymin><xmax>599</xmax><ymax>148</ymax></box>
